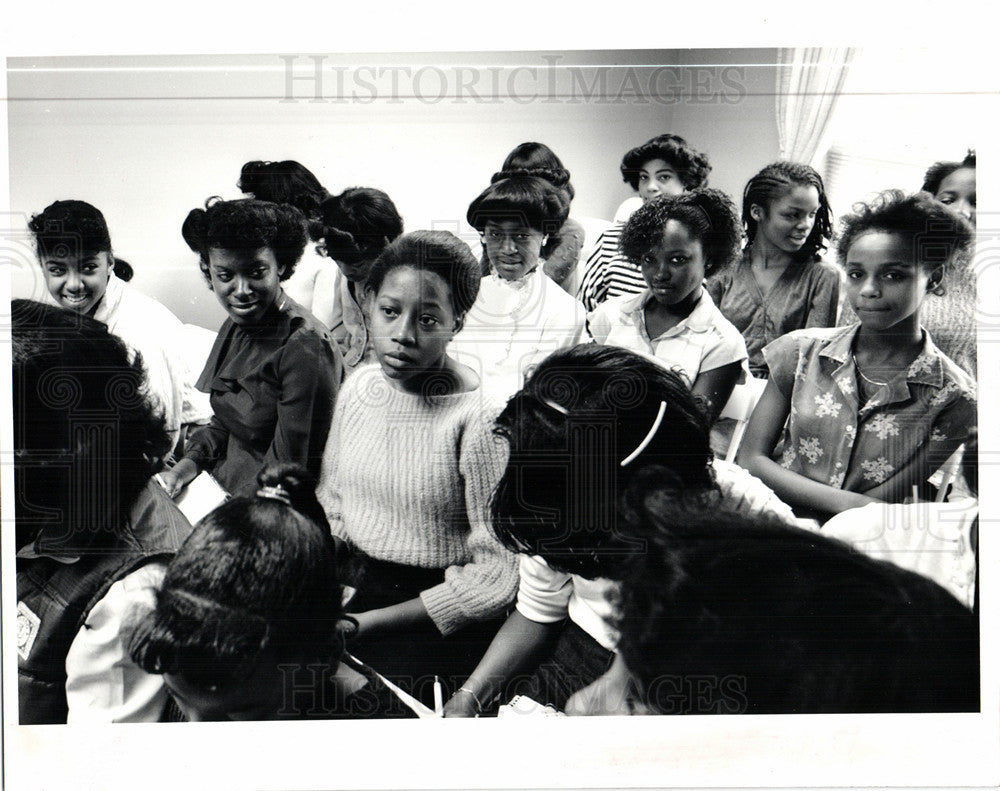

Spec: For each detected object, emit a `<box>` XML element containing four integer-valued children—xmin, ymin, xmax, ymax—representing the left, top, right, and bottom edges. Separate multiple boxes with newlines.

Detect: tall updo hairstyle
<box><xmin>237</xmin><ymin>160</ymin><xmax>330</xmax><ymax>240</ymax></box>
<box><xmin>317</xmin><ymin>187</ymin><xmax>404</xmax><ymax>268</ymax></box>
<box><xmin>181</xmin><ymin>198</ymin><xmax>309</xmax><ymax>286</ymax></box>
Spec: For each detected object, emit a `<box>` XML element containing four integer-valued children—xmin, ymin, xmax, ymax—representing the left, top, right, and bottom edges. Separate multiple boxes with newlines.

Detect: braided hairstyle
<box><xmin>742</xmin><ymin>161</ymin><xmax>833</xmax><ymax>263</ymax></box>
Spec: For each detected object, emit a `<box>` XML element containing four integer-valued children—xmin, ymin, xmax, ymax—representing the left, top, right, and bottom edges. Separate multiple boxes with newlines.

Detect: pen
<box><xmin>434</xmin><ymin>675</ymin><xmax>444</xmax><ymax>717</ymax></box>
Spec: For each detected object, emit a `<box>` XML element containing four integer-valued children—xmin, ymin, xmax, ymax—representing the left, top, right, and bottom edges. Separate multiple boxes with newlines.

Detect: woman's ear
<box><xmin>750</xmin><ymin>204</ymin><xmax>764</xmax><ymax>222</ymax></box>
<box><xmin>107</xmin><ymin>251</ymin><xmax>115</xmax><ymax>279</ymax></box>
<box><xmin>926</xmin><ymin>265</ymin><xmax>946</xmax><ymax>295</ymax></box>
<box><xmin>453</xmin><ymin>312</ymin><xmax>467</xmax><ymax>335</ymax></box>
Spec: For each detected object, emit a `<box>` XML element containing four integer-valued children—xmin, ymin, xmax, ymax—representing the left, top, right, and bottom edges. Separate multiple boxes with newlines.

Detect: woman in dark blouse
<box><xmin>157</xmin><ymin>198</ymin><xmax>342</xmax><ymax>498</ymax></box>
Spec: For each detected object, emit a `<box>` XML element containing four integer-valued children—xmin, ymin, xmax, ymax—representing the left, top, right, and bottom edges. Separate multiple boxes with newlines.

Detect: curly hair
<box><xmin>620</xmin><ymin>134</ymin><xmax>711</xmax><ymax>191</ymax></box>
<box><xmin>466</xmin><ymin>174</ymin><xmax>570</xmax><ymax>236</ymax></box>
<box><xmin>490</xmin><ymin>343</ymin><xmax>716</xmax><ymax>580</ymax></box>
<box><xmin>12</xmin><ymin>299</ymin><xmax>171</xmax><ymax>551</ymax></box>
<box><xmin>29</xmin><ymin>199</ymin><xmax>133</xmax><ymax>281</ymax></box>
<box><xmin>181</xmin><ymin>198</ymin><xmax>308</xmax><ymax>284</ymax></box>
<box><xmin>126</xmin><ymin>463</ymin><xmax>344</xmax><ymax>691</ymax></box>
<box><xmin>238</xmin><ymin>160</ymin><xmax>329</xmax><ymax>239</ymax></box>
<box><xmin>742</xmin><ymin>162</ymin><xmax>833</xmax><ymax>263</ymax></box>
<box><xmin>835</xmin><ymin>189</ymin><xmax>974</xmax><ymax>273</ymax></box>
<box><xmin>615</xmin><ymin>508</ymin><xmax>979</xmax><ymax>714</ymax></box>
<box><xmin>619</xmin><ymin>188</ymin><xmax>742</xmax><ymax>277</ymax></box>
<box><xmin>921</xmin><ymin>150</ymin><xmax>976</xmax><ymax>195</ymax></box>
<box><xmin>366</xmin><ymin>230</ymin><xmax>482</xmax><ymax>316</ymax></box>
<box><xmin>492</xmin><ymin>141</ymin><xmax>575</xmax><ymax>201</ymax></box>
<box><xmin>317</xmin><ymin>187</ymin><xmax>404</xmax><ymax>267</ymax></box>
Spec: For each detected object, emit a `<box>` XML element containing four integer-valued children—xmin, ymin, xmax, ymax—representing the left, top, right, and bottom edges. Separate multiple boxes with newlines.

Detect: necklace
<box><xmin>852</xmin><ymin>352</ymin><xmax>889</xmax><ymax>387</ymax></box>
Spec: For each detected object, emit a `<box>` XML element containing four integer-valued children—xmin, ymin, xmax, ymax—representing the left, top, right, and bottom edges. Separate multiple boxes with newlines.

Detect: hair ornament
<box><xmin>257</xmin><ymin>484</ymin><xmax>292</xmax><ymax>506</ymax></box>
<box><xmin>620</xmin><ymin>401</ymin><xmax>667</xmax><ymax>467</ymax></box>
<box><xmin>541</xmin><ymin>397</ymin><xmax>569</xmax><ymax>416</ymax></box>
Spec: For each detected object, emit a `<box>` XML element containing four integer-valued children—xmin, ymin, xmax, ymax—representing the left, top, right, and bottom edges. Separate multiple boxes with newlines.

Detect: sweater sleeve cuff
<box><xmin>419</xmin><ymin>583</ymin><xmax>468</xmax><ymax>637</ymax></box>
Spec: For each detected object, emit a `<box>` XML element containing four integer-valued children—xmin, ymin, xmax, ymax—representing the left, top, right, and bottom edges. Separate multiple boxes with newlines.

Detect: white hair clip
<box><xmin>619</xmin><ymin>401</ymin><xmax>667</xmax><ymax>467</ymax></box>
<box><xmin>257</xmin><ymin>484</ymin><xmax>292</xmax><ymax>506</ymax></box>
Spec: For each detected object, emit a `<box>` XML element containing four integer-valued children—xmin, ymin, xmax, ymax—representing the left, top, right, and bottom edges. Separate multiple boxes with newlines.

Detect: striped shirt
<box><xmin>576</xmin><ymin>223</ymin><xmax>646</xmax><ymax>311</ymax></box>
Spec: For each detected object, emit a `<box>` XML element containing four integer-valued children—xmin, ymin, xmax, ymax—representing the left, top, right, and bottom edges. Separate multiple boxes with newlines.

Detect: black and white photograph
<box><xmin>2</xmin><ymin>5</ymin><xmax>997</xmax><ymax>789</ymax></box>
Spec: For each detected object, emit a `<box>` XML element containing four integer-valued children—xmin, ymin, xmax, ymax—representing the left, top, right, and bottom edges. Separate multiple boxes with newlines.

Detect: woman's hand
<box><xmin>443</xmin><ymin>689</ymin><xmax>480</xmax><ymax>718</ymax></box>
<box><xmin>154</xmin><ymin>458</ymin><xmax>199</xmax><ymax>498</ymax></box>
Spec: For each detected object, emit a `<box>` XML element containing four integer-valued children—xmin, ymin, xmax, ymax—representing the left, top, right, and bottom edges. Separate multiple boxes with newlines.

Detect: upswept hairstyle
<box><xmin>490</xmin><ymin>344</ymin><xmax>716</xmax><ymax>580</ymax></box>
<box><xmin>238</xmin><ymin>160</ymin><xmax>330</xmax><ymax>239</ymax></box>
<box><xmin>492</xmin><ymin>141</ymin><xmax>575</xmax><ymax>201</ymax></box>
<box><xmin>317</xmin><ymin>187</ymin><xmax>404</xmax><ymax>267</ymax></box>
<box><xmin>366</xmin><ymin>230</ymin><xmax>482</xmax><ymax>315</ymax></box>
<box><xmin>743</xmin><ymin>161</ymin><xmax>833</xmax><ymax>262</ymax></box>
<box><xmin>466</xmin><ymin>174</ymin><xmax>570</xmax><ymax>236</ymax></box>
<box><xmin>181</xmin><ymin>198</ymin><xmax>308</xmax><ymax>285</ymax></box>
<box><xmin>921</xmin><ymin>150</ymin><xmax>976</xmax><ymax>195</ymax></box>
<box><xmin>835</xmin><ymin>189</ymin><xmax>974</xmax><ymax>273</ymax></box>
<box><xmin>29</xmin><ymin>199</ymin><xmax>133</xmax><ymax>281</ymax></box>
<box><xmin>126</xmin><ymin>464</ymin><xmax>344</xmax><ymax>690</ymax></box>
<box><xmin>620</xmin><ymin>134</ymin><xmax>711</xmax><ymax>191</ymax></box>
<box><xmin>616</xmin><ymin>508</ymin><xmax>979</xmax><ymax>714</ymax></box>
<box><xmin>12</xmin><ymin>300</ymin><xmax>170</xmax><ymax>551</ymax></box>
<box><xmin>619</xmin><ymin>188</ymin><xmax>742</xmax><ymax>277</ymax></box>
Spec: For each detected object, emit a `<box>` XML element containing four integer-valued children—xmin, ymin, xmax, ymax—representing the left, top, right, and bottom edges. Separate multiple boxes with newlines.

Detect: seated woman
<box><xmin>738</xmin><ymin>191</ymin><xmax>976</xmax><ymax>521</ymax></box>
<box><xmin>588</xmin><ymin>189</ymin><xmax>748</xmax><ymax>421</ymax></box>
<box><xmin>706</xmin><ymin>162</ymin><xmax>840</xmax><ymax>378</ymax></box>
<box><xmin>452</xmin><ymin>174</ymin><xmax>586</xmax><ymax>400</ymax></box>
<box><xmin>565</xmin><ymin>508</ymin><xmax>979</xmax><ymax>715</ymax></box>
<box><xmin>316</xmin><ymin>187</ymin><xmax>404</xmax><ymax>374</ymax></box>
<box><xmin>487</xmin><ymin>141</ymin><xmax>586</xmax><ymax>292</ymax></box>
<box><xmin>237</xmin><ymin>159</ymin><xmax>338</xmax><ymax>329</ymax></box>
<box><xmin>317</xmin><ymin>230</ymin><xmax>519</xmax><ymax>705</ymax></box>
<box><xmin>444</xmin><ymin>344</ymin><xmax>795</xmax><ymax>717</ymax></box>
<box><xmin>157</xmin><ymin>199</ymin><xmax>342</xmax><ymax>498</ymax></box>
<box><xmin>126</xmin><ymin>464</ymin><xmax>420</xmax><ymax>721</ymax></box>
<box><xmin>840</xmin><ymin>151</ymin><xmax>978</xmax><ymax>377</ymax></box>
<box><xmin>28</xmin><ymin>199</ymin><xmax>211</xmax><ymax>452</ymax></box>
<box><xmin>14</xmin><ymin>300</ymin><xmax>192</xmax><ymax>724</ymax></box>
<box><xmin>577</xmin><ymin>133</ymin><xmax>711</xmax><ymax>311</ymax></box>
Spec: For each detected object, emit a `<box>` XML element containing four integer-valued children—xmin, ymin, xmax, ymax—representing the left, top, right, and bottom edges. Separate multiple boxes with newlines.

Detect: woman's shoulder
<box><xmin>803</xmin><ymin>257</ymin><xmax>841</xmax><ymax>285</ymax></box>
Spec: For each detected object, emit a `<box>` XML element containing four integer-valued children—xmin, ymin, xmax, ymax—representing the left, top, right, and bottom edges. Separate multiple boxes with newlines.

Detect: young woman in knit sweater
<box><xmin>316</xmin><ymin>230</ymin><xmax>518</xmax><ymax>705</ymax></box>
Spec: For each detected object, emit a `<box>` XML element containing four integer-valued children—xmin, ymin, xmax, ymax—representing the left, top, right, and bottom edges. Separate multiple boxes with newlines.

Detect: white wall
<box><xmin>9</xmin><ymin>49</ymin><xmax>781</xmax><ymax>328</ymax></box>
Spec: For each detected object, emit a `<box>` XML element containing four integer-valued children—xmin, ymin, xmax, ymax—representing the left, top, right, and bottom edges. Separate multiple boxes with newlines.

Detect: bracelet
<box><xmin>455</xmin><ymin>686</ymin><xmax>484</xmax><ymax>713</ymax></box>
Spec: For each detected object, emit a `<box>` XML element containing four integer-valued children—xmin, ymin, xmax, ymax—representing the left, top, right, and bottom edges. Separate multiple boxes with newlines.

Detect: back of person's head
<box><xmin>238</xmin><ymin>160</ymin><xmax>329</xmax><ymax>239</ymax></box>
<box><xmin>491</xmin><ymin>343</ymin><xmax>716</xmax><ymax>579</ymax></box>
<box><xmin>317</xmin><ymin>187</ymin><xmax>404</xmax><ymax>266</ymax></box>
<box><xmin>181</xmin><ymin>197</ymin><xmax>308</xmax><ymax>284</ymax></box>
<box><xmin>922</xmin><ymin>150</ymin><xmax>976</xmax><ymax>195</ymax></box>
<box><xmin>615</xmin><ymin>508</ymin><xmax>979</xmax><ymax>714</ymax></box>
<box><xmin>467</xmin><ymin>174</ymin><xmax>570</xmax><ymax>236</ymax></box>
<box><xmin>28</xmin><ymin>199</ymin><xmax>133</xmax><ymax>281</ymax></box>
<box><xmin>835</xmin><ymin>189</ymin><xmax>974</xmax><ymax>274</ymax></box>
<box><xmin>742</xmin><ymin>161</ymin><xmax>833</xmax><ymax>262</ymax></box>
<box><xmin>126</xmin><ymin>464</ymin><xmax>344</xmax><ymax>693</ymax></box>
<box><xmin>493</xmin><ymin>141</ymin><xmax>575</xmax><ymax>201</ymax></box>
<box><xmin>619</xmin><ymin>188</ymin><xmax>742</xmax><ymax>277</ymax></box>
<box><xmin>620</xmin><ymin>134</ymin><xmax>711</xmax><ymax>191</ymax></box>
<box><xmin>12</xmin><ymin>299</ymin><xmax>170</xmax><ymax>552</ymax></box>
<box><xmin>366</xmin><ymin>229</ymin><xmax>481</xmax><ymax>316</ymax></box>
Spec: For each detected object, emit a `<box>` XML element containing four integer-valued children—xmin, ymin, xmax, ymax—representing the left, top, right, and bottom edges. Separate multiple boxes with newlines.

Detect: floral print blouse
<box><xmin>763</xmin><ymin>325</ymin><xmax>976</xmax><ymax>499</ymax></box>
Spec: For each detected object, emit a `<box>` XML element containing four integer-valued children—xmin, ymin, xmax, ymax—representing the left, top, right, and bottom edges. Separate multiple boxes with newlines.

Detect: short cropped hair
<box><xmin>619</xmin><ymin>188</ymin><xmax>742</xmax><ymax>277</ymax></box>
<box><xmin>835</xmin><ymin>189</ymin><xmax>974</xmax><ymax>273</ymax></box>
<box><xmin>366</xmin><ymin>230</ymin><xmax>482</xmax><ymax>316</ymax></box>
<box><xmin>620</xmin><ymin>134</ymin><xmax>711</xmax><ymax>191</ymax></box>
<box><xmin>181</xmin><ymin>198</ymin><xmax>308</xmax><ymax>284</ymax></box>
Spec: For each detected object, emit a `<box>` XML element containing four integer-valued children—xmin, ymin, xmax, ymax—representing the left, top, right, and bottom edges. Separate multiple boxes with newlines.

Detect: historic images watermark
<box><xmin>279</xmin><ymin>54</ymin><xmax>749</xmax><ymax>106</ymax></box>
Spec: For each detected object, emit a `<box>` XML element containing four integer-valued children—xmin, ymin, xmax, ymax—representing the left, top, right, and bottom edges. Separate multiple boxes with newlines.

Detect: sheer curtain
<box><xmin>775</xmin><ymin>48</ymin><xmax>856</xmax><ymax>165</ymax></box>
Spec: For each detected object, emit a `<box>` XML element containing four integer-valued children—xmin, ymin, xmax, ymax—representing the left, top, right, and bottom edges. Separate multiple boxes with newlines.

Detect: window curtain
<box><xmin>775</xmin><ymin>48</ymin><xmax>857</xmax><ymax>164</ymax></box>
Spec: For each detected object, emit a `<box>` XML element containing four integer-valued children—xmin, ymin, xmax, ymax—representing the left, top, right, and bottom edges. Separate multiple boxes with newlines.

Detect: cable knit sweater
<box><xmin>317</xmin><ymin>364</ymin><xmax>518</xmax><ymax>636</ymax></box>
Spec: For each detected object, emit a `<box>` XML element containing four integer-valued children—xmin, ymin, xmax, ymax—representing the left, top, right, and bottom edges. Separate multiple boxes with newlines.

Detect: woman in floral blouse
<box><xmin>737</xmin><ymin>191</ymin><xmax>976</xmax><ymax>521</ymax></box>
